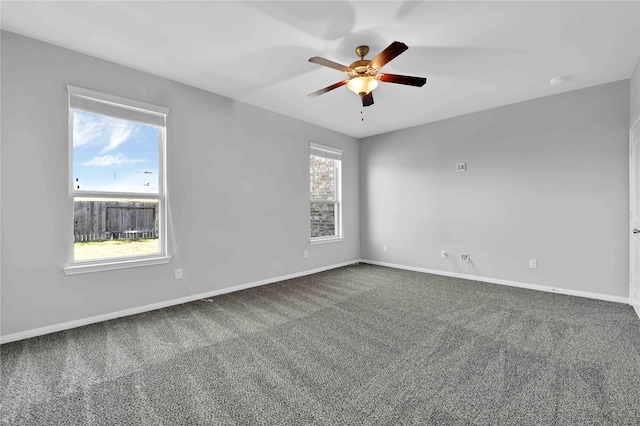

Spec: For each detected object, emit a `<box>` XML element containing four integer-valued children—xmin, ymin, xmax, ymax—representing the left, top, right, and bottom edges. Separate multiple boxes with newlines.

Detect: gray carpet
<box><xmin>1</xmin><ymin>264</ymin><xmax>639</xmax><ymax>425</ymax></box>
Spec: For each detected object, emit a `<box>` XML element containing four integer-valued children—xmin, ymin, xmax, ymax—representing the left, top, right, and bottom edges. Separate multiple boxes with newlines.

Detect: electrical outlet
<box><xmin>460</xmin><ymin>253</ymin><xmax>470</xmax><ymax>262</ymax></box>
<box><xmin>304</xmin><ymin>250</ymin><xmax>309</xmax><ymax>258</ymax></box>
<box><xmin>529</xmin><ymin>259</ymin><xmax>538</xmax><ymax>269</ymax></box>
<box><xmin>383</xmin><ymin>245</ymin><xmax>388</xmax><ymax>252</ymax></box>
<box><xmin>441</xmin><ymin>250</ymin><xmax>448</xmax><ymax>258</ymax></box>
<box><xmin>174</xmin><ymin>269</ymin><xmax>183</xmax><ymax>280</ymax></box>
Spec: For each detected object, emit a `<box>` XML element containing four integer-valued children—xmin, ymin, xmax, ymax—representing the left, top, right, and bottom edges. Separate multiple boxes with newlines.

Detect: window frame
<box><xmin>309</xmin><ymin>142</ymin><xmax>343</xmax><ymax>245</ymax></box>
<box><xmin>63</xmin><ymin>85</ymin><xmax>170</xmax><ymax>275</ymax></box>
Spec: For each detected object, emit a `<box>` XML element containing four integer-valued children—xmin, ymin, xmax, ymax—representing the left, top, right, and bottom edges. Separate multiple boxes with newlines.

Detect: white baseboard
<box><xmin>631</xmin><ymin>286</ymin><xmax>640</xmax><ymax>320</ymax></box>
<box><xmin>633</xmin><ymin>304</ymin><xmax>640</xmax><ymax>320</ymax></box>
<box><xmin>3</xmin><ymin>259</ymin><xmax>632</xmax><ymax>344</ymax></box>
<box><xmin>0</xmin><ymin>260</ymin><xmax>360</xmax><ymax>344</ymax></box>
<box><xmin>361</xmin><ymin>259</ymin><xmax>630</xmax><ymax>305</ymax></box>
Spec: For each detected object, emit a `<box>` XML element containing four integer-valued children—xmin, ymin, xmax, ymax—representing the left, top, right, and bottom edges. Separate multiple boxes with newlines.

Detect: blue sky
<box><xmin>73</xmin><ymin>110</ymin><xmax>159</xmax><ymax>193</ymax></box>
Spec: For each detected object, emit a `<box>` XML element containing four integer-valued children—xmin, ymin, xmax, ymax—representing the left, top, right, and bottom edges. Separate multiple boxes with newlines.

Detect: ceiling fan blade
<box><xmin>308</xmin><ymin>57</ymin><xmax>353</xmax><ymax>73</ymax></box>
<box><xmin>361</xmin><ymin>92</ymin><xmax>374</xmax><ymax>107</ymax></box>
<box><xmin>308</xmin><ymin>80</ymin><xmax>348</xmax><ymax>97</ymax></box>
<box><xmin>379</xmin><ymin>73</ymin><xmax>426</xmax><ymax>87</ymax></box>
<box><xmin>369</xmin><ymin>41</ymin><xmax>408</xmax><ymax>70</ymax></box>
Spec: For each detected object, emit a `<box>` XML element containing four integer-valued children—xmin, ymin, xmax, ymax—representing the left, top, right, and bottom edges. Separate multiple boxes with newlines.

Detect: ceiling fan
<box><xmin>308</xmin><ymin>41</ymin><xmax>426</xmax><ymax>107</ymax></box>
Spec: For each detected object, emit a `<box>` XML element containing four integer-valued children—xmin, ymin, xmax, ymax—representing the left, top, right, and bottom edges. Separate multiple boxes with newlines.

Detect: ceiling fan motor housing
<box><xmin>349</xmin><ymin>59</ymin><xmax>372</xmax><ymax>71</ymax></box>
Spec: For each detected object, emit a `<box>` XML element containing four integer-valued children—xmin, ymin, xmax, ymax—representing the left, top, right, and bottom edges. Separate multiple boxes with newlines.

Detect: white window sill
<box><xmin>309</xmin><ymin>236</ymin><xmax>343</xmax><ymax>245</ymax></box>
<box><xmin>63</xmin><ymin>256</ymin><xmax>171</xmax><ymax>275</ymax></box>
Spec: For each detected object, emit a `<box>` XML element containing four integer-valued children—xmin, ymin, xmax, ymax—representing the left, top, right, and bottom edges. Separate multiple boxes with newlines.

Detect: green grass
<box><xmin>74</xmin><ymin>238</ymin><xmax>159</xmax><ymax>261</ymax></box>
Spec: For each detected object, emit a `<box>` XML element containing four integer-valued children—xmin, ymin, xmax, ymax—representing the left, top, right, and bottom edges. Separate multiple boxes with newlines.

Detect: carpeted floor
<box><xmin>1</xmin><ymin>264</ymin><xmax>639</xmax><ymax>425</ymax></box>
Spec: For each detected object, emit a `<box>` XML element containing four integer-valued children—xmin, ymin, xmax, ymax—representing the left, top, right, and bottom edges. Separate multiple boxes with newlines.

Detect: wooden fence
<box><xmin>74</xmin><ymin>201</ymin><xmax>158</xmax><ymax>242</ymax></box>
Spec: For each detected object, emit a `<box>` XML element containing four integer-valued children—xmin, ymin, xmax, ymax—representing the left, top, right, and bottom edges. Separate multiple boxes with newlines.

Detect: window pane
<box><xmin>310</xmin><ymin>156</ymin><xmax>336</xmax><ymax>201</ymax></box>
<box><xmin>72</xmin><ymin>110</ymin><xmax>160</xmax><ymax>193</ymax></box>
<box><xmin>311</xmin><ymin>202</ymin><xmax>336</xmax><ymax>237</ymax></box>
<box><xmin>74</xmin><ymin>197</ymin><xmax>159</xmax><ymax>261</ymax></box>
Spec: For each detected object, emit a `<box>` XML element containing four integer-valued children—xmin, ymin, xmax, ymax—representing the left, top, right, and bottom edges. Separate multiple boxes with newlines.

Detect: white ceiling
<box><xmin>2</xmin><ymin>1</ymin><xmax>639</xmax><ymax>138</ymax></box>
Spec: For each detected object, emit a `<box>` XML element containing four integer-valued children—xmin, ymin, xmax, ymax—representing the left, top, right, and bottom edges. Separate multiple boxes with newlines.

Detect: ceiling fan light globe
<box><xmin>347</xmin><ymin>76</ymin><xmax>378</xmax><ymax>95</ymax></box>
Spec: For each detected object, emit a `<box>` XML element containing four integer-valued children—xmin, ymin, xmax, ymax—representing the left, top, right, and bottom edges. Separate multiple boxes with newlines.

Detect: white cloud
<box><xmin>84</xmin><ymin>153</ymin><xmax>146</xmax><ymax>167</ymax></box>
<box><xmin>100</xmin><ymin>120</ymin><xmax>134</xmax><ymax>154</ymax></box>
<box><xmin>73</xmin><ymin>114</ymin><xmax>106</xmax><ymax>147</ymax></box>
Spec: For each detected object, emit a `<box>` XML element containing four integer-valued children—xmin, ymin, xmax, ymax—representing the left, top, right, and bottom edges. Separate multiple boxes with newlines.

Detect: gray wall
<box><xmin>1</xmin><ymin>29</ymin><xmax>634</xmax><ymax>339</ymax></box>
<box><xmin>632</xmin><ymin>57</ymin><xmax>640</xmax><ymax>125</ymax></box>
<box><xmin>1</xmin><ymin>31</ymin><xmax>360</xmax><ymax>337</ymax></box>
<box><xmin>360</xmin><ymin>80</ymin><xmax>630</xmax><ymax>298</ymax></box>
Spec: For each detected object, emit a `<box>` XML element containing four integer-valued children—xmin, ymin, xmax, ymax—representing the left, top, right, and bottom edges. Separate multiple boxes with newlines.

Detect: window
<box><xmin>310</xmin><ymin>142</ymin><xmax>342</xmax><ymax>244</ymax></box>
<box><xmin>64</xmin><ymin>85</ymin><xmax>170</xmax><ymax>274</ymax></box>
